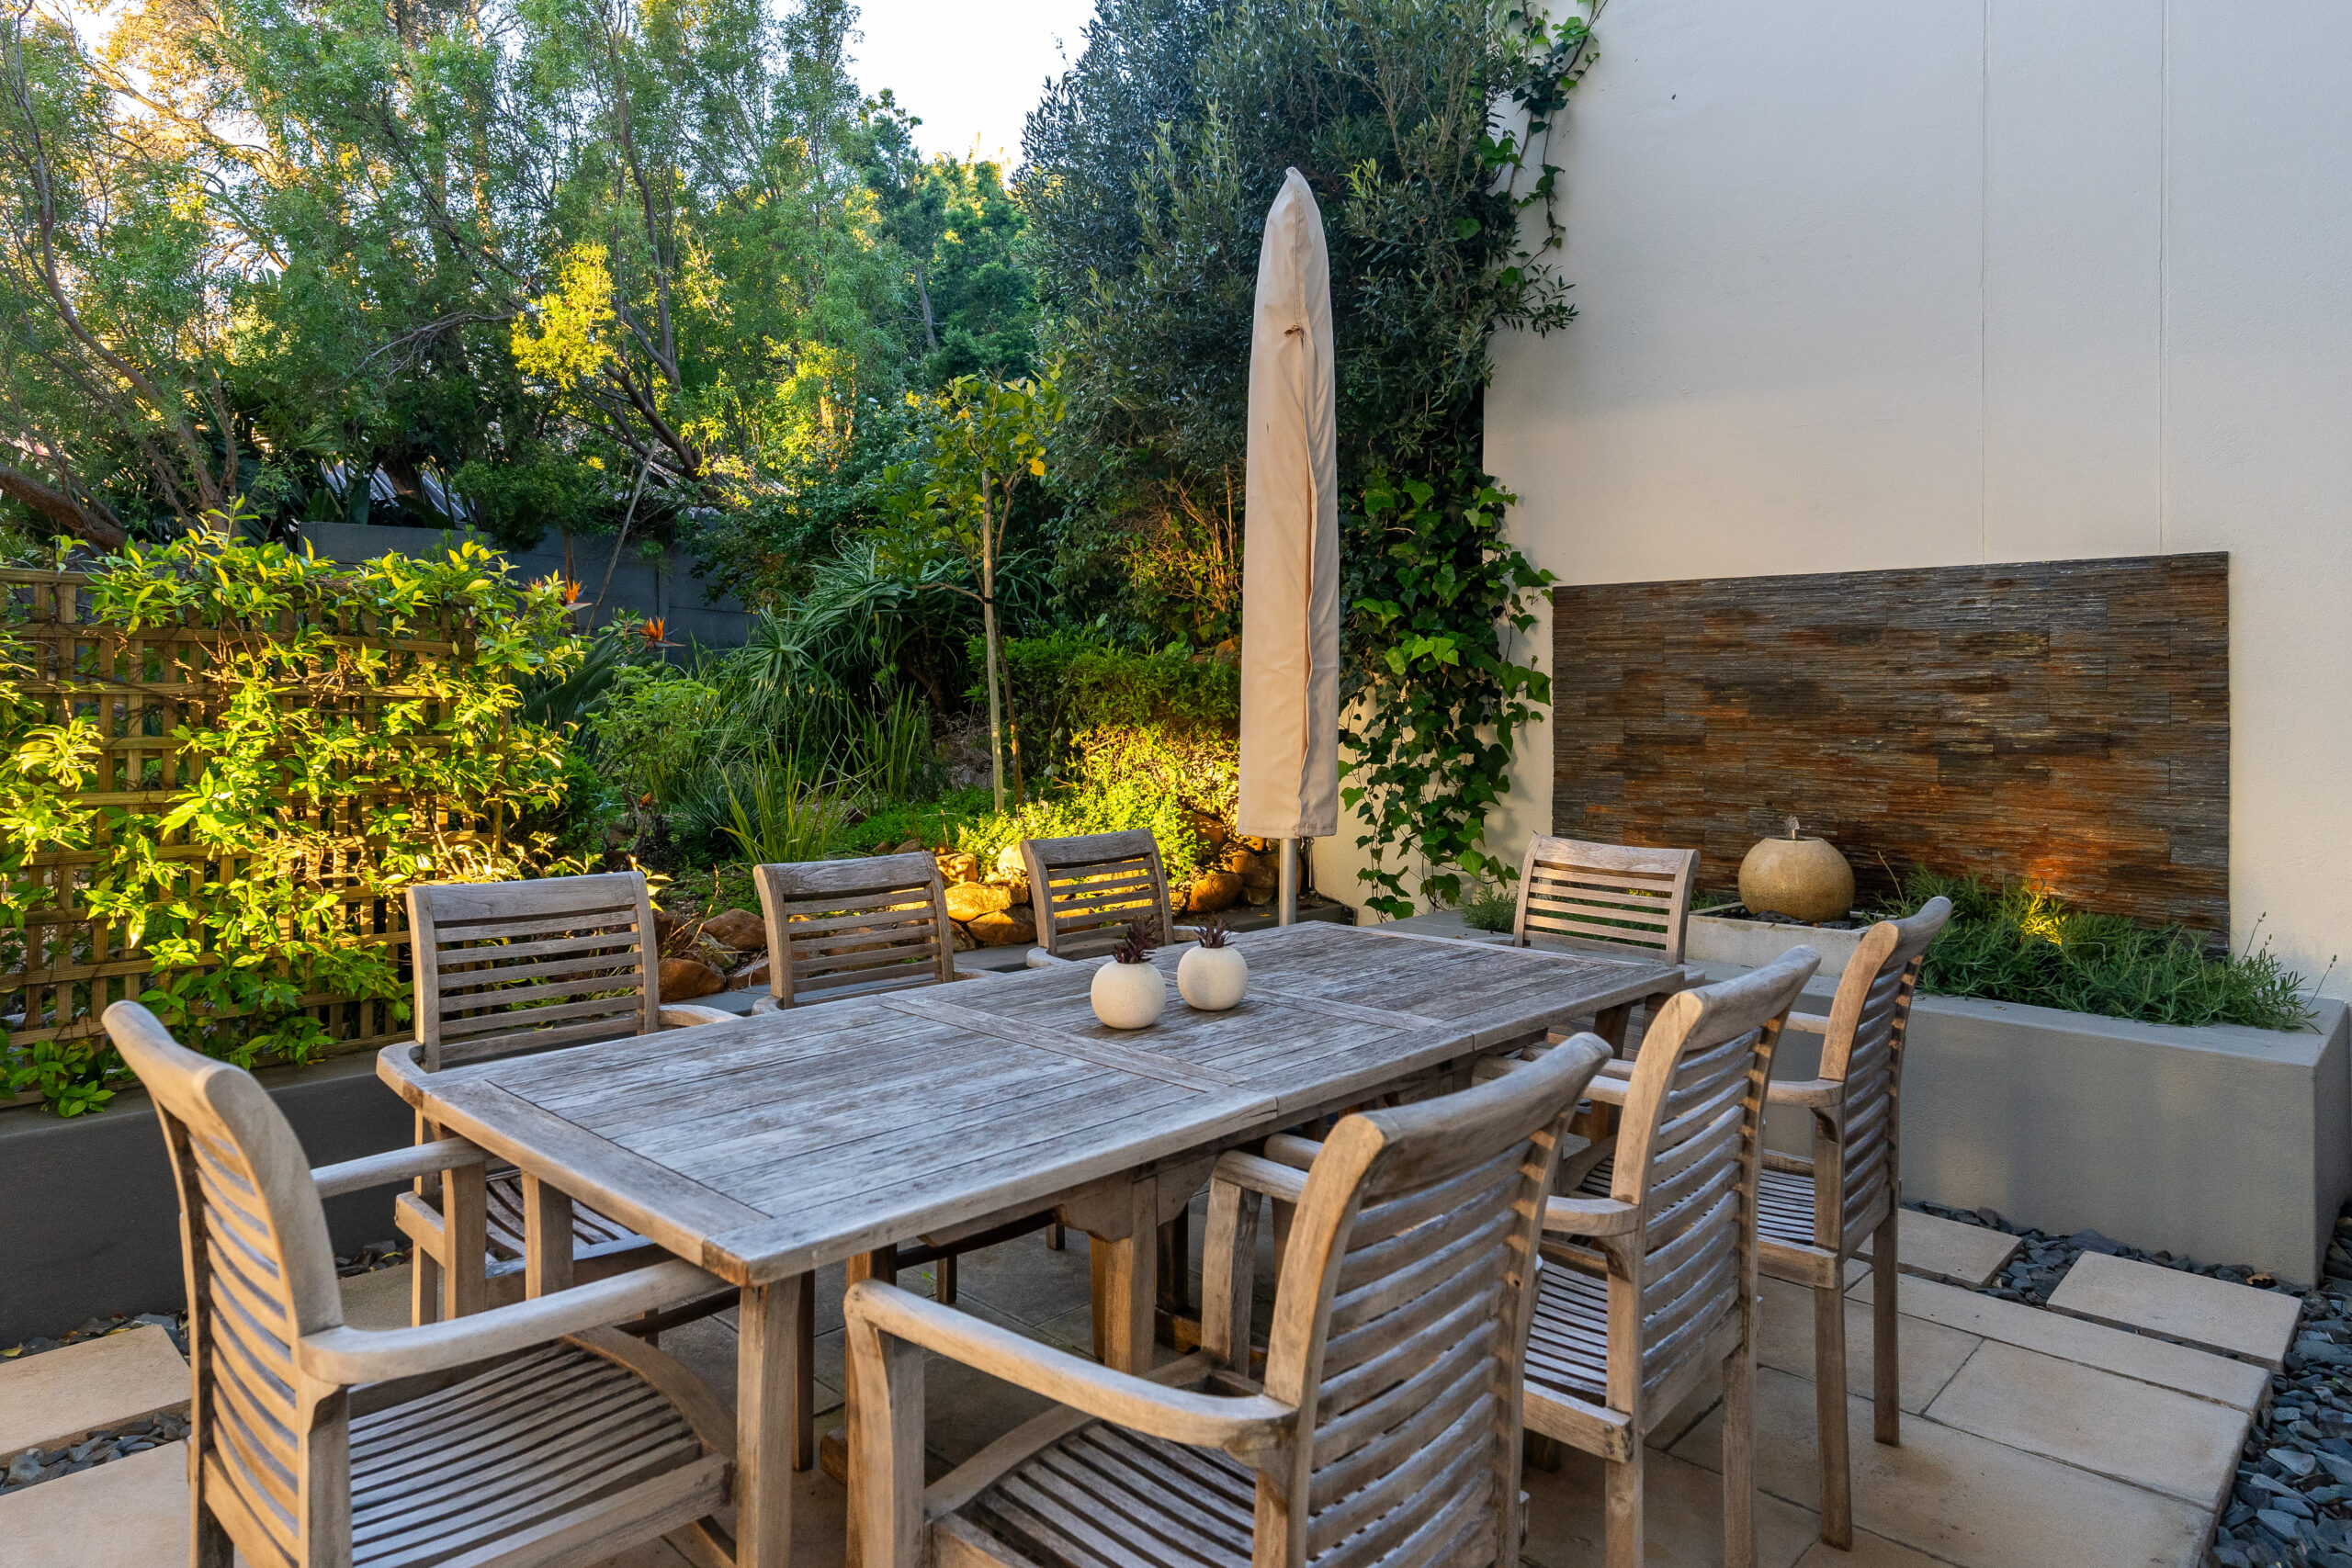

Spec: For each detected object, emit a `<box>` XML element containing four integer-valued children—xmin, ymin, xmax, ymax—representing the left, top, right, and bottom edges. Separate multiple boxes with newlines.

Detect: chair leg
<box><xmin>1157</xmin><ymin>1210</ymin><xmax>1191</xmax><ymax>1315</ymax></box>
<box><xmin>936</xmin><ymin>1252</ymin><xmax>957</xmax><ymax>1307</ymax></box>
<box><xmin>795</xmin><ymin>1274</ymin><xmax>816</xmax><ymax>1472</ymax></box>
<box><xmin>1603</xmin><ymin>1446</ymin><xmax>1644</xmax><ymax>1568</ymax></box>
<box><xmin>1723</xmin><ymin>1342</ymin><xmax>1757</xmax><ymax>1568</ymax></box>
<box><xmin>1523</xmin><ymin>1430</ymin><xmax>1563</xmax><ymax>1472</ymax></box>
<box><xmin>1046</xmin><ymin>1220</ymin><xmax>1066</xmax><ymax>1251</ymax></box>
<box><xmin>1874</xmin><ymin>1210</ymin><xmax>1902</xmax><ymax>1446</ymax></box>
<box><xmin>193</xmin><ymin>1493</ymin><xmax>233</xmax><ymax>1568</ymax></box>
<box><xmin>410</xmin><ymin>1246</ymin><xmax>441</xmax><ymax>1327</ymax></box>
<box><xmin>1815</xmin><ymin>1279</ymin><xmax>1853</xmax><ymax>1550</ymax></box>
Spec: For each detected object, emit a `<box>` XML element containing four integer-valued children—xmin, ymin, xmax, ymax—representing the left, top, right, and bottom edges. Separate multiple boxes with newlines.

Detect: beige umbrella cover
<box><xmin>1237</xmin><ymin>167</ymin><xmax>1340</xmax><ymax>841</ymax></box>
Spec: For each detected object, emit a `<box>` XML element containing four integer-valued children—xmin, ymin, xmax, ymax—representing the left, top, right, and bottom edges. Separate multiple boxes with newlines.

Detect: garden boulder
<box><xmin>937</xmin><ymin>852</ymin><xmax>982</xmax><ymax>886</ymax></box>
<box><xmin>660</xmin><ymin>956</ymin><xmax>725</xmax><ymax>1001</ymax></box>
<box><xmin>945</xmin><ymin>882</ymin><xmax>1013</xmax><ymax>923</ymax></box>
<box><xmin>700</xmin><ymin>908</ymin><xmax>767</xmax><ymax>953</ymax></box>
<box><xmin>1188</xmin><ymin>870</ymin><xmax>1243</xmax><ymax>914</ymax></box>
<box><xmin>965</xmin><ymin>905</ymin><xmax>1037</xmax><ymax>948</ymax></box>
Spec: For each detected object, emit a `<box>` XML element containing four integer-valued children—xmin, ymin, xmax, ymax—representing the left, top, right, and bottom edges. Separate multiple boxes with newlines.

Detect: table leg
<box><xmin>1091</xmin><ymin>1182</ymin><xmax>1159</xmax><ymax>1374</ymax></box>
<box><xmin>738</xmin><ymin>1275</ymin><xmax>807</xmax><ymax>1568</ymax></box>
<box><xmin>520</xmin><ymin>1175</ymin><xmax>573</xmax><ymax>1298</ymax></box>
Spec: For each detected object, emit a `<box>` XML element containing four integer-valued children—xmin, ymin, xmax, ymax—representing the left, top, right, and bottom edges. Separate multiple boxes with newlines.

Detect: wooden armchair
<box><xmin>1534</xmin><ymin>948</ymin><xmax>1818</xmax><ymax>1568</ymax></box>
<box><xmin>750</xmin><ymin>852</ymin><xmax>968</xmax><ymax>1011</ymax></box>
<box><xmin>397</xmin><ymin>872</ymin><xmax>734</xmax><ymax>1328</ymax></box>
<box><xmin>104</xmin><ymin>1000</ymin><xmax>738</xmax><ymax>1568</ymax></box>
<box><xmin>1021</xmin><ymin>829</ymin><xmax>1201</xmax><ymax>963</ymax></box>
<box><xmin>842</xmin><ymin>1032</ymin><xmax>1613</xmax><ymax>1568</ymax></box>
<box><xmin>752</xmin><ymin>850</ymin><xmax>1066</xmax><ymax>1290</ymax></box>
<box><xmin>1512</xmin><ymin>835</ymin><xmax>1700</xmax><ymax>1053</ymax></box>
<box><xmin>1755</xmin><ymin>897</ymin><xmax>1951</xmax><ymax>1550</ymax></box>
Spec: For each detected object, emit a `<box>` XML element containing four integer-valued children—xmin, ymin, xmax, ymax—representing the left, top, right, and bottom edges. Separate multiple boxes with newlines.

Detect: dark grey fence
<box><xmin>303</xmin><ymin>521</ymin><xmax>754</xmax><ymax>649</ymax></box>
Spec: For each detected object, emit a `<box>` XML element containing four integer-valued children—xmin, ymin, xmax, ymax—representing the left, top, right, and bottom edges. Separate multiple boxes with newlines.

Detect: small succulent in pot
<box><xmin>1178</xmin><ymin>914</ymin><xmax>1249</xmax><ymax>1012</ymax></box>
<box><xmin>1092</xmin><ymin>919</ymin><xmax>1169</xmax><ymax>1029</ymax></box>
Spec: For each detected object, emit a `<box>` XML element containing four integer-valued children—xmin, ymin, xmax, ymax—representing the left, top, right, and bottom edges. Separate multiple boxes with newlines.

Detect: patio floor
<box><xmin>0</xmin><ymin>1209</ymin><xmax>2286</xmax><ymax>1568</ymax></box>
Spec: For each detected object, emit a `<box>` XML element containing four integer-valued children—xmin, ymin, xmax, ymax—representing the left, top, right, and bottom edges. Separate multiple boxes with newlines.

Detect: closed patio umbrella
<box><xmin>1236</xmin><ymin>167</ymin><xmax>1340</xmax><ymax>924</ymax></box>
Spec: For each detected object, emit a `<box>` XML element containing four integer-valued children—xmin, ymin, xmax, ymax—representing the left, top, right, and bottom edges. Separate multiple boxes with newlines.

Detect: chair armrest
<box><xmin>1766</xmin><ymin>1076</ymin><xmax>1844</xmax><ymax>1108</ymax></box>
<box><xmin>297</xmin><ymin>1258</ymin><xmax>722</xmax><ymax>1386</ymax></box>
<box><xmin>312</xmin><ymin>1139</ymin><xmax>489</xmax><ymax>1200</ymax></box>
<box><xmin>1544</xmin><ymin>1195</ymin><xmax>1640</xmax><ymax>1238</ymax></box>
<box><xmin>659</xmin><ymin>1004</ymin><xmax>735</xmax><ymax>1029</ymax></box>
<box><xmin>843</xmin><ymin>1280</ymin><xmax>1293</xmax><ymax>1456</ymax></box>
<box><xmin>1582</xmin><ymin>1075</ymin><xmax>1629</xmax><ymax>1108</ymax></box>
<box><xmin>1025</xmin><ymin>947</ymin><xmax>1075</xmax><ymax>968</ymax></box>
<box><xmin>1212</xmin><ymin>1151</ymin><xmax>1308</xmax><ymax>1205</ymax></box>
<box><xmin>1260</xmin><ymin>1134</ymin><xmax>1320</xmax><ymax>1171</ymax></box>
<box><xmin>1783</xmin><ymin>1012</ymin><xmax>1831</xmax><ymax>1035</ymax></box>
<box><xmin>1172</xmin><ymin>925</ymin><xmax>1205</xmax><ymax>943</ymax></box>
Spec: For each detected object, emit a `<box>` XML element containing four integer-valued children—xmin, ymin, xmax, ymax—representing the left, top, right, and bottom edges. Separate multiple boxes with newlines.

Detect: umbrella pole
<box><xmin>1277</xmin><ymin>839</ymin><xmax>1300</xmax><ymax>926</ymax></box>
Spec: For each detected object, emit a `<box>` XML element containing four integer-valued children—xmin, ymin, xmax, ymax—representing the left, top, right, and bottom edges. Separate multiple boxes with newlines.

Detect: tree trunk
<box><xmin>979</xmin><ymin>483</ymin><xmax>1007</xmax><ymax>814</ymax></box>
<box><xmin>0</xmin><ymin>465</ymin><xmax>128</xmax><ymax>550</ymax></box>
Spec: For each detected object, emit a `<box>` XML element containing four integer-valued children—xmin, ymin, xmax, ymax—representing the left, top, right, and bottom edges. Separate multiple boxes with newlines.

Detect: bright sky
<box><xmin>56</xmin><ymin>0</ymin><xmax>1095</xmax><ymax>167</ymax></box>
<box><xmin>849</xmin><ymin>0</ymin><xmax>1099</xmax><ymax>166</ymax></box>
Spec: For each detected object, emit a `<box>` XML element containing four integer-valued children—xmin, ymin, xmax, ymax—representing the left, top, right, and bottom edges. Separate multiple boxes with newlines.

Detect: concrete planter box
<box><xmin>1384</xmin><ymin>909</ymin><xmax>2352</xmax><ymax>1281</ymax></box>
<box><xmin>0</xmin><ymin>1050</ymin><xmax>411</xmax><ymax>1344</ymax></box>
<box><xmin>1687</xmin><ymin>911</ymin><xmax>1866</xmax><ymax>982</ymax></box>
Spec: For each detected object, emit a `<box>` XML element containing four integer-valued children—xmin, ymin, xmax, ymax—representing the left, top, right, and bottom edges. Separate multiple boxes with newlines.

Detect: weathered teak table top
<box><xmin>379</xmin><ymin>920</ymin><xmax>1671</xmax><ymax>1287</ymax></box>
<box><xmin>376</xmin><ymin>919</ymin><xmax>1679</xmax><ymax>1568</ymax></box>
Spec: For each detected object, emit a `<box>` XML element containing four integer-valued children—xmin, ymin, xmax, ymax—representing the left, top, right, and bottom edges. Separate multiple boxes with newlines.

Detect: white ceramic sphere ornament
<box><xmin>1091</xmin><ymin>919</ymin><xmax>1169</xmax><ymax>1030</ymax></box>
<box><xmin>1176</xmin><ymin>921</ymin><xmax>1249</xmax><ymax>1011</ymax></box>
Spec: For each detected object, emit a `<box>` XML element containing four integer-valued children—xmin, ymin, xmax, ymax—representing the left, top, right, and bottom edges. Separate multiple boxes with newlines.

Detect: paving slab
<box><xmin>0</xmin><ymin>1328</ymin><xmax>187</xmax><ymax>1463</ymax></box>
<box><xmin>1851</xmin><ymin>1270</ymin><xmax>2272</xmax><ymax>1410</ymax></box>
<box><xmin>1857</xmin><ymin>1210</ymin><xmax>2022</xmax><ymax>1288</ymax></box>
<box><xmin>1673</xmin><ymin>1366</ymin><xmax>2212</xmax><ymax>1568</ymax></box>
<box><xmin>1521</xmin><ymin>1440</ymin><xmax>1818</xmax><ymax>1568</ymax></box>
<box><xmin>2046</xmin><ymin>1252</ymin><xmax>2302</xmax><ymax>1368</ymax></box>
<box><xmin>338</xmin><ymin>1265</ymin><xmax>413</xmax><ymax>1331</ymax></box>
<box><xmin>1924</xmin><ymin>1340</ymin><xmax>2249</xmax><ymax>1509</ymax></box>
<box><xmin>1754</xmin><ymin>1275</ymin><xmax>1980</xmax><ymax>1413</ymax></box>
<box><xmin>0</xmin><ymin>1438</ymin><xmax>187</xmax><ymax>1568</ymax></box>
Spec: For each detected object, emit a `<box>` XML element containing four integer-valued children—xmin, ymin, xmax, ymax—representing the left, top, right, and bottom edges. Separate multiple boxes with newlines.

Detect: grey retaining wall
<box><xmin>302</xmin><ymin>520</ymin><xmax>752</xmax><ymax>649</ymax></box>
<box><xmin>1384</xmin><ymin>908</ymin><xmax>2352</xmax><ymax>1281</ymax></box>
<box><xmin>0</xmin><ymin>1052</ymin><xmax>412</xmax><ymax>1344</ymax></box>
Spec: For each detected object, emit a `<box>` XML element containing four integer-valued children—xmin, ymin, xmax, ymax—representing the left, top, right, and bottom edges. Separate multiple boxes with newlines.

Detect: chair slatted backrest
<box><xmin>1247</xmin><ymin>1037</ymin><xmax>1612</xmax><ymax>1568</ymax></box>
<box><xmin>1021</xmin><ymin>830</ymin><xmax>1177</xmax><ymax>960</ymax></box>
<box><xmin>1812</xmin><ymin>897</ymin><xmax>1951</xmax><ymax>1248</ymax></box>
<box><xmin>752</xmin><ymin>853</ymin><xmax>956</xmax><ymax>1007</ymax></box>
<box><xmin>1514</xmin><ymin>836</ymin><xmax>1699</xmax><ymax>965</ymax></box>
<box><xmin>408</xmin><ymin>873</ymin><xmax>662</xmax><ymax>1071</ymax></box>
<box><xmin>107</xmin><ymin>1001</ymin><xmax>347</xmax><ymax>1568</ymax></box>
<box><xmin>1609</xmin><ymin>952</ymin><xmax>1814</xmax><ymax>1407</ymax></box>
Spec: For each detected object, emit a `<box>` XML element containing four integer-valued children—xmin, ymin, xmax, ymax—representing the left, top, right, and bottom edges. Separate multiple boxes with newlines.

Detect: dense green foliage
<box><xmin>4</xmin><ymin>0</ymin><xmax>1608</xmax><ymax>955</ymax></box>
<box><xmin>1875</xmin><ymin>870</ymin><xmax>2318</xmax><ymax>1032</ymax></box>
<box><xmin>1023</xmin><ymin>0</ymin><xmax>1592</xmax><ymax>913</ymax></box>
<box><xmin>0</xmin><ymin>0</ymin><xmax>1029</xmax><ymax>581</ymax></box>
<box><xmin>1</xmin><ymin>533</ymin><xmax>585</xmax><ymax>1113</ymax></box>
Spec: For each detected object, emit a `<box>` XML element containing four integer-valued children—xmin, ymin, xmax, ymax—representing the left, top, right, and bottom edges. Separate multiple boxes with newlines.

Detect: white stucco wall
<box><xmin>1472</xmin><ymin>0</ymin><xmax>2352</xmax><ymax>991</ymax></box>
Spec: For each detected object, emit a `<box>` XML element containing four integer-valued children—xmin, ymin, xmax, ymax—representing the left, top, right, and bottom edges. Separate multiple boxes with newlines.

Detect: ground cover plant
<box><xmin>1875</xmin><ymin>869</ymin><xmax>2318</xmax><ymax>1032</ymax></box>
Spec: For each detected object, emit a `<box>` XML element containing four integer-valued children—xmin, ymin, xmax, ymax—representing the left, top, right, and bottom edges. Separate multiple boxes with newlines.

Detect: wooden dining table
<box><xmin>377</xmin><ymin>919</ymin><xmax>1680</xmax><ymax>1568</ymax></box>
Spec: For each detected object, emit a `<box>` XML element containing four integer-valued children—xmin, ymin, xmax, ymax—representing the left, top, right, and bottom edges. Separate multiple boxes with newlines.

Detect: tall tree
<box><xmin>1022</xmin><ymin>0</ymin><xmax>1596</xmax><ymax>911</ymax></box>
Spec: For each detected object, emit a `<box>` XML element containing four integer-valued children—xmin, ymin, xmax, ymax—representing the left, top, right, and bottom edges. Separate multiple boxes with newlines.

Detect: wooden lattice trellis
<box><xmin>3</xmin><ymin>567</ymin><xmax>443</xmax><ymax>1104</ymax></box>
